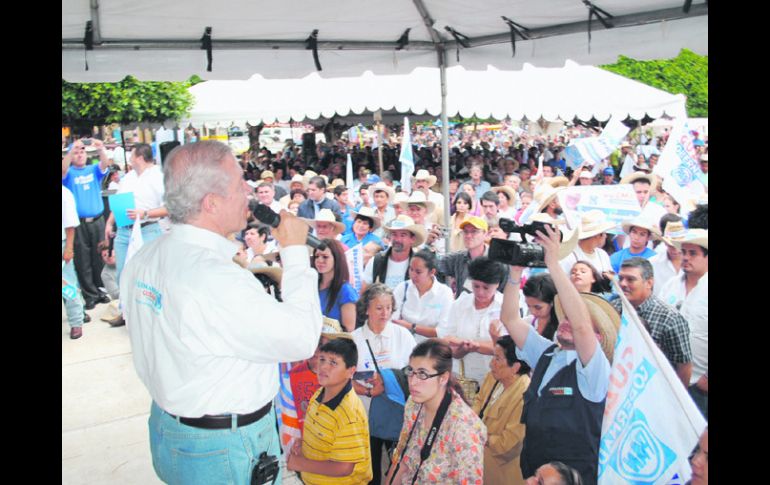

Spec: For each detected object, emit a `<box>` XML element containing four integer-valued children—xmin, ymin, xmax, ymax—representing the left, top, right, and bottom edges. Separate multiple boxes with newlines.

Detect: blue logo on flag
<box><xmin>609</xmin><ymin>409</ymin><xmax>676</xmax><ymax>483</ymax></box>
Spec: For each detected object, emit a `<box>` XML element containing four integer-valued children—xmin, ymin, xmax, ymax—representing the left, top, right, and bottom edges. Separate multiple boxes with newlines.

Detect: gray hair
<box><xmin>620</xmin><ymin>257</ymin><xmax>654</xmax><ymax>281</ymax></box>
<box><xmin>163</xmin><ymin>141</ymin><xmax>235</xmax><ymax>224</ymax></box>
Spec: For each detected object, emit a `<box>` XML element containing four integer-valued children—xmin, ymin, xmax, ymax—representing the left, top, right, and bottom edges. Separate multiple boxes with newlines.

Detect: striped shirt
<box><xmin>301</xmin><ymin>381</ymin><xmax>373</xmax><ymax>485</ymax></box>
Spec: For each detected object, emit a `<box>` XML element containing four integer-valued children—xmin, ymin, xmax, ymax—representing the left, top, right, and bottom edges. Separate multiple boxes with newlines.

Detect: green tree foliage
<box><xmin>62</xmin><ymin>76</ymin><xmax>196</xmax><ymax>127</ymax></box>
<box><xmin>600</xmin><ymin>49</ymin><xmax>708</xmax><ymax>117</ymax></box>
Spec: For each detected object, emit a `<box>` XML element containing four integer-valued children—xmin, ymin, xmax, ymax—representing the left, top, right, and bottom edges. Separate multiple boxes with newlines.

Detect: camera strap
<box><xmin>388</xmin><ymin>390</ymin><xmax>452</xmax><ymax>485</ymax></box>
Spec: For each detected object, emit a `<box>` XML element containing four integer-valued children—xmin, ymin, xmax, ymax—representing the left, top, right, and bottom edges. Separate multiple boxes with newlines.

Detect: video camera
<box><xmin>488</xmin><ymin>218</ymin><xmax>561</xmax><ymax>268</ymax></box>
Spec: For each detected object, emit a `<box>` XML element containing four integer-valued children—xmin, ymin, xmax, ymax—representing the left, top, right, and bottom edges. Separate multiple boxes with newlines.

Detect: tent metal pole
<box><xmin>439</xmin><ymin>49</ymin><xmax>451</xmax><ymax>254</ymax></box>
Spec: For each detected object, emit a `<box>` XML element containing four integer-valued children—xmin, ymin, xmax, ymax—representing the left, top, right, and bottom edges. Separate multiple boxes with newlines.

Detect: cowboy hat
<box><xmin>289</xmin><ymin>174</ymin><xmax>307</xmax><ymax>189</ymax></box>
<box><xmin>329</xmin><ymin>178</ymin><xmax>346</xmax><ymax>190</ymax></box>
<box><xmin>368</xmin><ymin>181</ymin><xmax>396</xmax><ymax>202</ymax></box>
<box><xmin>350</xmin><ymin>206</ymin><xmax>382</xmax><ymax>230</ymax></box>
<box><xmin>260</xmin><ymin>170</ymin><xmax>275</xmax><ymax>180</ymax></box>
<box><xmin>621</xmin><ymin>217</ymin><xmax>662</xmax><ymax>241</ymax></box>
<box><xmin>383</xmin><ymin>215</ymin><xmax>426</xmax><ymax>247</ymax></box>
<box><xmin>529</xmin><ymin>212</ymin><xmax>580</xmax><ymax>260</ymax></box>
<box><xmin>541</xmin><ymin>176</ymin><xmax>570</xmax><ymax>188</ymax></box>
<box><xmin>249</xmin><ymin>263</ymin><xmax>283</xmax><ymax>284</ymax></box>
<box><xmin>554</xmin><ymin>292</ymin><xmax>622</xmax><ymax>362</ymax></box>
<box><xmin>302</xmin><ymin>208</ymin><xmax>346</xmax><ymax>235</ymax></box>
<box><xmin>620</xmin><ymin>141</ymin><xmax>632</xmax><ymax>148</ymax></box>
<box><xmin>491</xmin><ymin>186</ymin><xmax>518</xmax><ymax>204</ymax></box>
<box><xmin>411</xmin><ymin>169</ymin><xmax>437</xmax><ymax>188</ymax></box>
<box><xmin>578</xmin><ymin>210</ymin><xmax>616</xmax><ymax>240</ymax></box>
<box><xmin>620</xmin><ymin>171</ymin><xmax>659</xmax><ymax>193</ymax></box>
<box><xmin>531</xmin><ymin>184</ymin><xmax>566</xmax><ymax>215</ymax></box>
<box><xmin>670</xmin><ymin>228</ymin><xmax>708</xmax><ymax>251</ymax></box>
<box><xmin>660</xmin><ymin>220</ymin><xmax>688</xmax><ymax>247</ymax></box>
<box><xmin>321</xmin><ymin>317</ymin><xmax>353</xmax><ymax>340</ymax></box>
<box><xmin>393</xmin><ymin>191</ymin><xmax>410</xmax><ymax>206</ymax></box>
<box><xmin>399</xmin><ymin>191</ymin><xmax>436</xmax><ymax>214</ymax></box>
<box><xmin>633</xmin><ymin>162</ymin><xmax>652</xmax><ymax>173</ymax></box>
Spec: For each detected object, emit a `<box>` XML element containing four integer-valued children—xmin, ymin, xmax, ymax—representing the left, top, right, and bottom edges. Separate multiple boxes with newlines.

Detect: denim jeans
<box><xmin>115</xmin><ymin>222</ymin><xmax>163</xmax><ymax>284</ymax></box>
<box><xmin>62</xmin><ymin>240</ymin><xmax>84</xmax><ymax>328</ymax></box>
<box><xmin>149</xmin><ymin>401</ymin><xmax>283</xmax><ymax>485</ymax></box>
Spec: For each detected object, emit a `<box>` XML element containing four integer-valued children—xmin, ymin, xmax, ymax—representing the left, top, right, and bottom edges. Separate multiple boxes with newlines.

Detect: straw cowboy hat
<box><xmin>249</xmin><ymin>263</ymin><xmax>283</xmax><ymax>284</ymax></box>
<box><xmin>529</xmin><ymin>212</ymin><xmax>580</xmax><ymax>260</ymax></box>
<box><xmin>541</xmin><ymin>176</ymin><xmax>570</xmax><ymax>188</ymax></box>
<box><xmin>383</xmin><ymin>215</ymin><xmax>427</xmax><ymax>247</ymax></box>
<box><xmin>660</xmin><ymin>220</ymin><xmax>688</xmax><ymax>247</ymax></box>
<box><xmin>321</xmin><ymin>317</ymin><xmax>353</xmax><ymax>340</ymax></box>
<box><xmin>368</xmin><ymin>181</ymin><xmax>396</xmax><ymax>202</ymax></box>
<box><xmin>260</xmin><ymin>170</ymin><xmax>275</xmax><ymax>181</ymax></box>
<box><xmin>303</xmin><ymin>208</ymin><xmax>346</xmax><ymax>235</ymax></box>
<box><xmin>620</xmin><ymin>171</ymin><xmax>659</xmax><ymax>193</ymax></box>
<box><xmin>621</xmin><ymin>217</ymin><xmax>662</xmax><ymax>241</ymax></box>
<box><xmin>329</xmin><ymin>178</ymin><xmax>346</xmax><ymax>190</ymax></box>
<box><xmin>399</xmin><ymin>191</ymin><xmax>436</xmax><ymax>214</ymax></box>
<box><xmin>670</xmin><ymin>228</ymin><xmax>708</xmax><ymax>251</ymax></box>
<box><xmin>554</xmin><ymin>292</ymin><xmax>622</xmax><ymax>362</ymax></box>
<box><xmin>393</xmin><ymin>191</ymin><xmax>410</xmax><ymax>206</ymax></box>
<box><xmin>531</xmin><ymin>183</ymin><xmax>566</xmax><ymax>215</ymax></box>
<box><xmin>289</xmin><ymin>174</ymin><xmax>307</xmax><ymax>189</ymax></box>
<box><xmin>491</xmin><ymin>186</ymin><xmax>518</xmax><ymax>204</ymax></box>
<box><xmin>411</xmin><ymin>169</ymin><xmax>437</xmax><ymax>188</ymax></box>
<box><xmin>350</xmin><ymin>206</ymin><xmax>382</xmax><ymax>230</ymax></box>
<box><xmin>578</xmin><ymin>210</ymin><xmax>616</xmax><ymax>240</ymax></box>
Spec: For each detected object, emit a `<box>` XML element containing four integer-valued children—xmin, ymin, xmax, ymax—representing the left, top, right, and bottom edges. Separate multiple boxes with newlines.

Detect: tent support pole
<box><xmin>377</xmin><ymin>121</ymin><xmax>384</xmax><ymax>175</ymax></box>
<box><xmin>439</xmin><ymin>49</ymin><xmax>451</xmax><ymax>254</ymax></box>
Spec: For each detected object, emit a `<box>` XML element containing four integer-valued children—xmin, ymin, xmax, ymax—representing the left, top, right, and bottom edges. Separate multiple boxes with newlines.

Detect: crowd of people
<box><xmin>62</xmin><ymin>124</ymin><xmax>708</xmax><ymax>485</ymax></box>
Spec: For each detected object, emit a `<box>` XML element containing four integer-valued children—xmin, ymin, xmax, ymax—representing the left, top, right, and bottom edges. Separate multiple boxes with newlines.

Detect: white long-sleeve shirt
<box><xmin>121</xmin><ymin>223</ymin><xmax>322</xmax><ymax>417</ymax></box>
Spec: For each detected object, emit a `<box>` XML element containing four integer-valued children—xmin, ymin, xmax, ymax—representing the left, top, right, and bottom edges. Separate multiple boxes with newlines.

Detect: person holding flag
<box><xmin>499</xmin><ymin>224</ymin><xmax>621</xmax><ymax>485</ymax></box>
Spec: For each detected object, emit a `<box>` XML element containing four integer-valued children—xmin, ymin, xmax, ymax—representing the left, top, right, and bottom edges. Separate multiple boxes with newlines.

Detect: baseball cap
<box><xmin>603</xmin><ymin>167</ymin><xmax>615</xmax><ymax>176</ymax></box>
<box><xmin>459</xmin><ymin>216</ymin><xmax>488</xmax><ymax>232</ymax></box>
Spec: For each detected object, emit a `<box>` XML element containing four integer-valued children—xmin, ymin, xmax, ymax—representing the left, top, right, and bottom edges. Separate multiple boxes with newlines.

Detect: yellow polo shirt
<box><xmin>300</xmin><ymin>381</ymin><xmax>372</xmax><ymax>485</ymax></box>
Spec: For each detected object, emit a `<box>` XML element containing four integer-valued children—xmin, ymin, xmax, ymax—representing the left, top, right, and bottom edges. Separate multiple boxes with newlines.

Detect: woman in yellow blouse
<box><xmin>472</xmin><ymin>335</ymin><xmax>532</xmax><ymax>484</ymax></box>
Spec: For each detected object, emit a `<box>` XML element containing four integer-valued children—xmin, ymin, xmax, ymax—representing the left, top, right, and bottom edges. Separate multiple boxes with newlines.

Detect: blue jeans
<box><xmin>62</xmin><ymin>240</ymin><xmax>84</xmax><ymax>328</ymax></box>
<box><xmin>115</xmin><ymin>222</ymin><xmax>163</xmax><ymax>284</ymax></box>
<box><xmin>149</xmin><ymin>401</ymin><xmax>283</xmax><ymax>485</ymax></box>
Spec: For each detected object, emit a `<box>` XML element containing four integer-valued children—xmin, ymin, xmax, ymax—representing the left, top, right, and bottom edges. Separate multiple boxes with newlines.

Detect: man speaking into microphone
<box><xmin>120</xmin><ymin>141</ymin><xmax>322</xmax><ymax>485</ymax></box>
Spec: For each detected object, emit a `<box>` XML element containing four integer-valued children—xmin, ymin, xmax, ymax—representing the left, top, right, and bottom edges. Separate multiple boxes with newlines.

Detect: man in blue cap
<box><xmin>601</xmin><ymin>166</ymin><xmax>617</xmax><ymax>185</ymax></box>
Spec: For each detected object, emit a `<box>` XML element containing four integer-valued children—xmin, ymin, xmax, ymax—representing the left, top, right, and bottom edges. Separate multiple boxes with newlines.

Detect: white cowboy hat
<box><xmin>621</xmin><ymin>217</ymin><xmax>662</xmax><ymax>241</ymax></box>
<box><xmin>393</xmin><ymin>192</ymin><xmax>410</xmax><ymax>205</ymax></box>
<box><xmin>350</xmin><ymin>205</ymin><xmax>382</xmax><ymax>230</ymax></box>
<box><xmin>541</xmin><ymin>176</ymin><xmax>570</xmax><ymax>188</ymax></box>
<box><xmin>260</xmin><ymin>170</ymin><xmax>275</xmax><ymax>180</ymax></box>
<box><xmin>529</xmin><ymin>212</ymin><xmax>579</xmax><ymax>260</ymax></box>
<box><xmin>368</xmin><ymin>182</ymin><xmax>396</xmax><ymax>202</ymax></box>
<box><xmin>531</xmin><ymin>184</ymin><xmax>566</xmax><ymax>215</ymax></box>
<box><xmin>554</xmin><ymin>292</ymin><xmax>621</xmax><ymax>361</ymax></box>
<box><xmin>302</xmin><ymin>208</ymin><xmax>346</xmax><ymax>235</ymax></box>
<box><xmin>578</xmin><ymin>210</ymin><xmax>616</xmax><ymax>240</ymax></box>
<box><xmin>383</xmin><ymin>214</ymin><xmax>427</xmax><ymax>247</ymax></box>
<box><xmin>620</xmin><ymin>171</ymin><xmax>660</xmax><ymax>193</ymax></box>
<box><xmin>660</xmin><ymin>220</ymin><xmax>688</xmax><ymax>247</ymax></box>
<box><xmin>321</xmin><ymin>317</ymin><xmax>353</xmax><ymax>340</ymax></box>
<box><xmin>411</xmin><ymin>169</ymin><xmax>437</xmax><ymax>188</ymax></box>
<box><xmin>670</xmin><ymin>228</ymin><xmax>708</xmax><ymax>251</ymax></box>
<box><xmin>399</xmin><ymin>191</ymin><xmax>436</xmax><ymax>213</ymax></box>
<box><xmin>289</xmin><ymin>174</ymin><xmax>307</xmax><ymax>189</ymax></box>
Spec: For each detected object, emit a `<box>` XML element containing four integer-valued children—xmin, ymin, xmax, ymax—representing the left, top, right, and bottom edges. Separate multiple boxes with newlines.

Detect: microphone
<box><xmin>251</xmin><ymin>204</ymin><xmax>327</xmax><ymax>251</ymax></box>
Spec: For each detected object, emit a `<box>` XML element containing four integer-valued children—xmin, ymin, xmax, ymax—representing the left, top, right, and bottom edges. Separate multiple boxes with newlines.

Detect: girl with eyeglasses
<box><xmin>313</xmin><ymin>239</ymin><xmax>358</xmax><ymax>332</ymax></box>
<box><xmin>385</xmin><ymin>339</ymin><xmax>486</xmax><ymax>485</ymax></box>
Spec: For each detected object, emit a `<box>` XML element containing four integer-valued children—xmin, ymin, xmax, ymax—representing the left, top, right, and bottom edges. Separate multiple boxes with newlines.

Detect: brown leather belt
<box><xmin>167</xmin><ymin>401</ymin><xmax>272</xmax><ymax>430</ymax></box>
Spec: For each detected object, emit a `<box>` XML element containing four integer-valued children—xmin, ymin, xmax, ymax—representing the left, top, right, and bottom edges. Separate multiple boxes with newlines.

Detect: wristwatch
<box><xmin>411</xmin><ymin>323</ymin><xmax>417</xmax><ymax>335</ymax></box>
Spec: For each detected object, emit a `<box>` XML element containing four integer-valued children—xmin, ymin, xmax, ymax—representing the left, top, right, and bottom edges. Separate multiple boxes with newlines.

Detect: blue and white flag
<box><xmin>399</xmin><ymin>117</ymin><xmax>415</xmax><ymax>193</ymax></box>
<box><xmin>564</xmin><ymin>117</ymin><xmax>630</xmax><ymax>169</ymax></box>
<box><xmin>598</xmin><ymin>282</ymin><xmax>707</xmax><ymax>485</ymax></box>
<box><xmin>653</xmin><ymin>120</ymin><xmax>707</xmax><ymax>217</ymax></box>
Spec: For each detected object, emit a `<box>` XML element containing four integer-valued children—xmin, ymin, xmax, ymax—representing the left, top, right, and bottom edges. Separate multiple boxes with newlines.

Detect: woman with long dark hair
<box><xmin>449</xmin><ymin>191</ymin><xmax>474</xmax><ymax>252</ymax></box>
<box><xmin>386</xmin><ymin>339</ymin><xmax>486</xmax><ymax>485</ymax></box>
<box><xmin>522</xmin><ymin>273</ymin><xmax>559</xmax><ymax>341</ymax></box>
<box><xmin>313</xmin><ymin>239</ymin><xmax>358</xmax><ymax>332</ymax></box>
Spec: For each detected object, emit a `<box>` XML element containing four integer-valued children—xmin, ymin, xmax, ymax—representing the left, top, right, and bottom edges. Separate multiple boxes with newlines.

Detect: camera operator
<box><xmin>120</xmin><ymin>141</ymin><xmax>323</xmax><ymax>485</ymax></box>
<box><xmin>498</xmin><ymin>224</ymin><xmax>621</xmax><ymax>485</ymax></box>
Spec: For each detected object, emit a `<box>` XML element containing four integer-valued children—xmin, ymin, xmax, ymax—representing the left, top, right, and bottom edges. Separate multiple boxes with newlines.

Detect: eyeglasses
<box><xmin>403</xmin><ymin>366</ymin><xmax>442</xmax><ymax>381</ymax></box>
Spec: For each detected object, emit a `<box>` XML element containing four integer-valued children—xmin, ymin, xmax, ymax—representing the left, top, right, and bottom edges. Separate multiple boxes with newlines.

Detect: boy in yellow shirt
<box><xmin>287</xmin><ymin>337</ymin><xmax>373</xmax><ymax>484</ymax></box>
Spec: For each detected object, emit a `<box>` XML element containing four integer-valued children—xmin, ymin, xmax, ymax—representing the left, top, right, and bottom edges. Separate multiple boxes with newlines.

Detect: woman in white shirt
<box><xmin>436</xmin><ymin>256</ymin><xmax>507</xmax><ymax>393</ymax></box>
<box><xmin>392</xmin><ymin>250</ymin><xmax>454</xmax><ymax>344</ymax></box>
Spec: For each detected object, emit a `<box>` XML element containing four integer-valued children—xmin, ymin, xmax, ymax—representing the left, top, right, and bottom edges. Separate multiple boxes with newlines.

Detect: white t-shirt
<box><xmin>393</xmin><ymin>278</ymin><xmax>455</xmax><ymax>344</ymax></box>
<box><xmin>62</xmin><ymin>185</ymin><xmax>80</xmax><ymax>240</ymax></box>
<box><xmin>436</xmin><ymin>292</ymin><xmax>503</xmax><ymax>382</ymax></box>
<box><xmin>363</xmin><ymin>255</ymin><xmax>410</xmax><ymax>289</ymax></box>
<box><xmin>117</xmin><ymin>164</ymin><xmax>165</xmax><ymax>221</ymax></box>
<box><xmin>649</xmin><ymin>251</ymin><xmax>682</xmax><ymax>297</ymax></box>
<box><xmin>559</xmin><ymin>244</ymin><xmax>613</xmax><ymax>275</ymax></box>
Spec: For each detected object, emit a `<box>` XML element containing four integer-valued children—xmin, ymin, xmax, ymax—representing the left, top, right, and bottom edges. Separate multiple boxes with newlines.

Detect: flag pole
<box><xmin>440</xmin><ymin>50</ymin><xmax>451</xmax><ymax>254</ymax></box>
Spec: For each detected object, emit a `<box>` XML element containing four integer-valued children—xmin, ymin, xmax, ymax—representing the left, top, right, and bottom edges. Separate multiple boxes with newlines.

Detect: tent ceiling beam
<box><xmin>62</xmin><ymin>5</ymin><xmax>706</xmax><ymax>52</ymax></box>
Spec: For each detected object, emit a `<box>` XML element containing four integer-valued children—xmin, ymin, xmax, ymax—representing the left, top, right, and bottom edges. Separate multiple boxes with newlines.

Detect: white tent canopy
<box><xmin>184</xmin><ymin>61</ymin><xmax>687</xmax><ymax>128</ymax></box>
<box><xmin>62</xmin><ymin>0</ymin><xmax>707</xmax><ymax>82</ymax></box>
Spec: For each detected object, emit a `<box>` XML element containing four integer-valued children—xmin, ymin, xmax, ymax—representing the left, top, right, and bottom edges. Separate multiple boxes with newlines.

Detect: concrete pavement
<box><xmin>62</xmin><ymin>301</ymin><xmax>302</xmax><ymax>485</ymax></box>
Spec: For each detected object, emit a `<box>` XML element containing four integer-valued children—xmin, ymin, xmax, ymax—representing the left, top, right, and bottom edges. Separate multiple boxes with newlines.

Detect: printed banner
<box><xmin>345</xmin><ymin>243</ymin><xmax>365</xmax><ymax>294</ymax></box>
<box><xmin>564</xmin><ymin>118</ymin><xmax>630</xmax><ymax>169</ymax></box>
<box><xmin>276</xmin><ymin>362</ymin><xmax>302</xmax><ymax>454</ymax></box>
<box><xmin>557</xmin><ymin>184</ymin><xmax>641</xmax><ymax>234</ymax></box>
<box><xmin>653</xmin><ymin>120</ymin><xmax>707</xmax><ymax>214</ymax></box>
<box><xmin>598</xmin><ymin>283</ymin><xmax>706</xmax><ymax>485</ymax></box>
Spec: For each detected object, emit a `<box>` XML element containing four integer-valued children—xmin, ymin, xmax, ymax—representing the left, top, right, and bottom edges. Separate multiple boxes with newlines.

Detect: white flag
<box><xmin>653</xmin><ymin>120</ymin><xmax>706</xmax><ymax>216</ymax></box>
<box><xmin>598</xmin><ymin>282</ymin><xmax>706</xmax><ymax>485</ymax></box>
<box><xmin>399</xmin><ymin>117</ymin><xmax>415</xmax><ymax>193</ymax></box>
<box><xmin>125</xmin><ymin>219</ymin><xmax>144</xmax><ymax>264</ymax></box>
